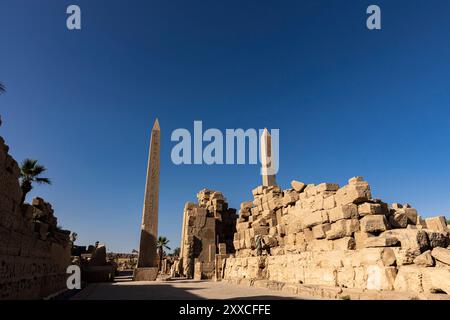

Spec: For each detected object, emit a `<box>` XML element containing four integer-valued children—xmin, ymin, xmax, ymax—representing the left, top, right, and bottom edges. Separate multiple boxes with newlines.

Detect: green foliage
<box><xmin>340</xmin><ymin>295</ymin><xmax>351</xmax><ymax>300</ymax></box>
<box><xmin>157</xmin><ymin>236</ymin><xmax>171</xmax><ymax>271</ymax></box>
<box><xmin>157</xmin><ymin>236</ymin><xmax>171</xmax><ymax>253</ymax></box>
<box><xmin>19</xmin><ymin>158</ymin><xmax>51</xmax><ymax>204</ymax></box>
<box><xmin>20</xmin><ymin>159</ymin><xmax>51</xmax><ymax>184</ymax></box>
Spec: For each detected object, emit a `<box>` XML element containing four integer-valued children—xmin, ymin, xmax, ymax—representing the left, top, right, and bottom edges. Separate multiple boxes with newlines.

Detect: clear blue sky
<box><xmin>1</xmin><ymin>1</ymin><xmax>449</xmax><ymax>253</ymax></box>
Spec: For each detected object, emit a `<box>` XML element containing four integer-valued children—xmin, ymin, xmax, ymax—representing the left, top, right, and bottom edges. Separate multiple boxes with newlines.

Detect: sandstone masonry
<box><xmin>222</xmin><ymin>177</ymin><xmax>450</xmax><ymax>299</ymax></box>
<box><xmin>179</xmin><ymin>189</ymin><xmax>237</xmax><ymax>279</ymax></box>
<box><xmin>0</xmin><ymin>136</ymin><xmax>72</xmax><ymax>299</ymax></box>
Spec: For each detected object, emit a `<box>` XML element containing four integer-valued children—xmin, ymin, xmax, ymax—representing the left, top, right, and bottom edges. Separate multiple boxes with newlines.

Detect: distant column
<box><xmin>134</xmin><ymin>119</ymin><xmax>160</xmax><ymax>281</ymax></box>
<box><xmin>260</xmin><ymin>128</ymin><xmax>277</xmax><ymax>186</ymax></box>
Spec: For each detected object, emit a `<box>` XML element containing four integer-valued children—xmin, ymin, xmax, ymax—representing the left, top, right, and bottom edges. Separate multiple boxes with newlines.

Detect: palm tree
<box><xmin>19</xmin><ymin>158</ymin><xmax>51</xmax><ymax>204</ymax></box>
<box><xmin>156</xmin><ymin>236</ymin><xmax>171</xmax><ymax>271</ymax></box>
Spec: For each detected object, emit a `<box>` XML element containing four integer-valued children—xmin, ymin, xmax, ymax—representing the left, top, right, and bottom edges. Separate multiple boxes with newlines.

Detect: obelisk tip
<box><xmin>152</xmin><ymin>118</ymin><xmax>160</xmax><ymax>131</ymax></box>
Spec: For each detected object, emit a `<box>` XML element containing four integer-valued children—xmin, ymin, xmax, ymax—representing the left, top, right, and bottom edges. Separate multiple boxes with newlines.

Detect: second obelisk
<box><xmin>134</xmin><ymin>118</ymin><xmax>160</xmax><ymax>281</ymax></box>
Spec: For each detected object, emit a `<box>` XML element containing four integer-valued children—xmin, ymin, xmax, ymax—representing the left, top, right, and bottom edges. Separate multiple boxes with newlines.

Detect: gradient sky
<box><xmin>1</xmin><ymin>0</ymin><xmax>450</xmax><ymax>253</ymax></box>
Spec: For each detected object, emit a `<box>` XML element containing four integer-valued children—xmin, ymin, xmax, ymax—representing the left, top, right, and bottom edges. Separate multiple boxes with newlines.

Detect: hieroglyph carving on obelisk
<box><xmin>134</xmin><ymin>119</ymin><xmax>160</xmax><ymax>281</ymax></box>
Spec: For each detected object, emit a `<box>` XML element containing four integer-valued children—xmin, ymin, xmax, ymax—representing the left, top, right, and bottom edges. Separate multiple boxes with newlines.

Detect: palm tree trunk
<box><xmin>20</xmin><ymin>181</ymin><xmax>32</xmax><ymax>205</ymax></box>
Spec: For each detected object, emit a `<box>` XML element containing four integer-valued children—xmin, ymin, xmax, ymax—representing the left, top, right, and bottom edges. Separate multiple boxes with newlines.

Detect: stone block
<box><xmin>431</xmin><ymin>247</ymin><xmax>450</xmax><ymax>265</ymax></box>
<box><xmin>352</xmin><ymin>248</ymin><xmax>396</xmax><ymax>267</ymax></box>
<box><xmin>348</xmin><ymin>176</ymin><xmax>364</xmax><ymax>184</ymax></box>
<box><xmin>276</xmin><ymin>224</ymin><xmax>285</xmax><ymax>236</ymax></box>
<box><xmin>323</xmin><ymin>195</ymin><xmax>336</xmax><ymax>210</ymax></box>
<box><xmin>388</xmin><ymin>212</ymin><xmax>408</xmax><ymax>228</ymax></box>
<box><xmin>312</xmin><ymin>223</ymin><xmax>331</xmax><ymax>239</ymax></box>
<box><xmin>240</xmin><ymin>201</ymin><xmax>253</xmax><ymax>210</ymax></box>
<box><xmin>326</xmin><ymin>219</ymin><xmax>359</xmax><ymax>240</ymax></box>
<box><xmin>284</xmin><ymin>233</ymin><xmax>296</xmax><ymax>246</ymax></box>
<box><xmin>392</xmin><ymin>248</ymin><xmax>419</xmax><ymax>266</ymax></box>
<box><xmin>297</xmin><ymin>209</ymin><xmax>328</xmax><ymax>228</ymax></box>
<box><xmin>236</xmin><ymin>221</ymin><xmax>250</xmax><ymax>231</ymax></box>
<box><xmin>252</xmin><ymin>197</ymin><xmax>262</xmax><ymax>207</ymax></box>
<box><xmin>303</xmin><ymin>228</ymin><xmax>314</xmax><ymax>242</ymax></box>
<box><xmin>312</xmin><ymin>196</ymin><xmax>324</xmax><ymax>211</ymax></box>
<box><xmin>358</xmin><ymin>203</ymin><xmax>383</xmax><ymax>216</ymax></box>
<box><xmin>425</xmin><ymin>216</ymin><xmax>448</xmax><ymax>233</ymax></box>
<box><xmin>360</xmin><ymin>215</ymin><xmax>389</xmax><ymax>233</ymax></box>
<box><xmin>333</xmin><ymin>237</ymin><xmax>356</xmax><ymax>250</ymax></box>
<box><xmin>282</xmin><ymin>193</ymin><xmax>298</xmax><ymax>206</ymax></box>
<box><xmin>304</xmin><ymin>184</ymin><xmax>317</xmax><ymax>197</ymax></box>
<box><xmin>382</xmin><ymin>229</ymin><xmax>429</xmax><ymax>252</ymax></box>
<box><xmin>267</xmin><ymin>198</ymin><xmax>283</xmax><ymax>211</ymax></box>
<box><xmin>364</xmin><ymin>236</ymin><xmax>400</xmax><ymax>248</ymax></box>
<box><xmin>416</xmin><ymin>215</ymin><xmax>427</xmax><ymax>228</ymax></box>
<box><xmin>354</xmin><ymin>231</ymin><xmax>375</xmax><ymax>249</ymax></box>
<box><xmin>307</xmin><ymin>239</ymin><xmax>333</xmax><ymax>252</ymax></box>
<box><xmin>328</xmin><ymin>204</ymin><xmax>358</xmax><ymax>222</ymax></box>
<box><xmin>413</xmin><ymin>250</ymin><xmax>434</xmax><ymax>267</ymax></box>
<box><xmin>335</xmin><ymin>180</ymin><xmax>371</xmax><ymax>206</ymax></box>
<box><xmin>253</xmin><ymin>225</ymin><xmax>269</xmax><ymax>236</ymax></box>
<box><xmin>250</xmin><ymin>206</ymin><xmax>259</xmax><ymax>216</ymax></box>
<box><xmin>424</xmin><ymin>230</ymin><xmax>448</xmax><ymax>248</ymax></box>
<box><xmin>316</xmin><ymin>183</ymin><xmax>339</xmax><ymax>192</ymax></box>
<box><xmin>295</xmin><ymin>233</ymin><xmax>307</xmax><ymax>251</ymax></box>
<box><xmin>394</xmin><ymin>266</ymin><xmax>423</xmax><ymax>293</ymax></box>
<box><xmin>133</xmin><ymin>267</ymin><xmax>158</xmax><ymax>281</ymax></box>
<box><xmin>218</xmin><ymin>243</ymin><xmax>227</xmax><ymax>254</ymax></box>
<box><xmin>83</xmin><ymin>265</ymin><xmax>115</xmax><ymax>282</ymax></box>
<box><xmin>269</xmin><ymin>226</ymin><xmax>277</xmax><ymax>237</ymax></box>
<box><xmin>303</xmin><ymin>267</ymin><xmax>337</xmax><ymax>286</ymax></box>
<box><xmin>366</xmin><ymin>266</ymin><xmax>397</xmax><ymax>290</ymax></box>
<box><xmin>404</xmin><ymin>208</ymin><xmax>418</xmax><ymax>225</ymax></box>
<box><xmin>422</xmin><ymin>267</ymin><xmax>450</xmax><ymax>294</ymax></box>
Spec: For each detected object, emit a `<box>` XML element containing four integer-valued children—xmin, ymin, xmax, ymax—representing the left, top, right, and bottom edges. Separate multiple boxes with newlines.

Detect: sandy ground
<box><xmin>71</xmin><ymin>278</ymin><xmax>307</xmax><ymax>300</ymax></box>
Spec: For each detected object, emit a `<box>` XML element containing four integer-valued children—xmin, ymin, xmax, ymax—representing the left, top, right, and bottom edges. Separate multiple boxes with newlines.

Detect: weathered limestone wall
<box><xmin>0</xmin><ymin>136</ymin><xmax>72</xmax><ymax>299</ymax></box>
<box><xmin>179</xmin><ymin>189</ymin><xmax>237</xmax><ymax>279</ymax></box>
<box><xmin>223</xmin><ymin>177</ymin><xmax>450</xmax><ymax>299</ymax></box>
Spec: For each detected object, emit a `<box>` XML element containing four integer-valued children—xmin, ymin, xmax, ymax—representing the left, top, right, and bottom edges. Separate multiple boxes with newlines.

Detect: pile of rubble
<box><xmin>225</xmin><ymin>177</ymin><xmax>450</xmax><ymax>298</ymax></box>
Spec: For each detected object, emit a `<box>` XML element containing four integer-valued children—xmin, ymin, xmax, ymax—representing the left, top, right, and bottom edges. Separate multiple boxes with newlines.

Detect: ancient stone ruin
<box><xmin>0</xmin><ymin>137</ymin><xmax>72</xmax><ymax>299</ymax></box>
<box><xmin>221</xmin><ymin>177</ymin><xmax>450</xmax><ymax>299</ymax></box>
<box><xmin>179</xmin><ymin>188</ymin><xmax>237</xmax><ymax>280</ymax></box>
<box><xmin>78</xmin><ymin>244</ymin><xmax>115</xmax><ymax>282</ymax></box>
<box><xmin>107</xmin><ymin>253</ymin><xmax>138</xmax><ymax>271</ymax></box>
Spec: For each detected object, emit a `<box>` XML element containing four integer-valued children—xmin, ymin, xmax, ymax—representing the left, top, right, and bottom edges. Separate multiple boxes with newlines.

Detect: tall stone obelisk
<box><xmin>260</xmin><ymin>128</ymin><xmax>277</xmax><ymax>187</ymax></box>
<box><xmin>134</xmin><ymin>119</ymin><xmax>160</xmax><ymax>281</ymax></box>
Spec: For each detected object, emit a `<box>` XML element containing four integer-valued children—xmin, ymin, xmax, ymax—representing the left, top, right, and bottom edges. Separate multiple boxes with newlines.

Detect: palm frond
<box><xmin>0</xmin><ymin>82</ymin><xmax>5</xmax><ymax>94</ymax></box>
<box><xmin>31</xmin><ymin>164</ymin><xmax>47</xmax><ymax>176</ymax></box>
<box><xmin>20</xmin><ymin>159</ymin><xmax>38</xmax><ymax>173</ymax></box>
<box><xmin>35</xmin><ymin>177</ymin><xmax>51</xmax><ymax>185</ymax></box>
